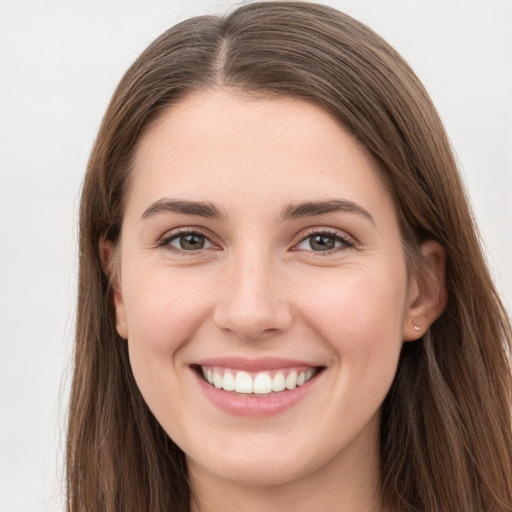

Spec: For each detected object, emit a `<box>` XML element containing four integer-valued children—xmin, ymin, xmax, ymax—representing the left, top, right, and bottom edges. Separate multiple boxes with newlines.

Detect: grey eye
<box><xmin>168</xmin><ymin>232</ymin><xmax>213</xmax><ymax>251</ymax></box>
<box><xmin>308</xmin><ymin>234</ymin><xmax>336</xmax><ymax>251</ymax></box>
<box><xmin>295</xmin><ymin>231</ymin><xmax>352</xmax><ymax>252</ymax></box>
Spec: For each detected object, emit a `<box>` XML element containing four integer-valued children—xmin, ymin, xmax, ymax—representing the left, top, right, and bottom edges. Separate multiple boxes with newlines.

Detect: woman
<box><xmin>67</xmin><ymin>2</ymin><xmax>512</xmax><ymax>511</ymax></box>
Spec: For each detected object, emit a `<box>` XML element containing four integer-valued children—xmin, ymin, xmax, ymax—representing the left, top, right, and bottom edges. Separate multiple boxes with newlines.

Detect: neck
<box><xmin>189</xmin><ymin>421</ymin><xmax>385</xmax><ymax>512</ymax></box>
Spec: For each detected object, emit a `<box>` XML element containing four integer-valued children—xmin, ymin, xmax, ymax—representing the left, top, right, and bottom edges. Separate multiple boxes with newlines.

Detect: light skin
<box><xmin>106</xmin><ymin>89</ymin><xmax>446</xmax><ymax>512</ymax></box>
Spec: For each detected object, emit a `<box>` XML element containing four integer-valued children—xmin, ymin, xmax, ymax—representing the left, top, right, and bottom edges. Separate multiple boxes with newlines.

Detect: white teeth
<box><xmin>223</xmin><ymin>371</ymin><xmax>235</xmax><ymax>391</ymax></box>
<box><xmin>234</xmin><ymin>371</ymin><xmax>253</xmax><ymax>393</ymax></box>
<box><xmin>201</xmin><ymin>366</ymin><xmax>318</xmax><ymax>393</ymax></box>
<box><xmin>272</xmin><ymin>372</ymin><xmax>286</xmax><ymax>392</ymax></box>
<box><xmin>253</xmin><ymin>373</ymin><xmax>272</xmax><ymax>394</ymax></box>
<box><xmin>285</xmin><ymin>371</ymin><xmax>298</xmax><ymax>390</ymax></box>
<box><xmin>213</xmin><ymin>370</ymin><xmax>223</xmax><ymax>389</ymax></box>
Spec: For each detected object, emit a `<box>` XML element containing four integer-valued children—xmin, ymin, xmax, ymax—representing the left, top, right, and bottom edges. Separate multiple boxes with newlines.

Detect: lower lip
<box><xmin>192</xmin><ymin>368</ymin><xmax>323</xmax><ymax>418</ymax></box>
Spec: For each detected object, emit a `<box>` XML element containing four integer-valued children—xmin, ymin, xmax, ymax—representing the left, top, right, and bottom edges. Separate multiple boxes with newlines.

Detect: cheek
<box><xmin>297</xmin><ymin>266</ymin><xmax>407</xmax><ymax>391</ymax></box>
<box><xmin>121</xmin><ymin>264</ymin><xmax>214</xmax><ymax>405</ymax></box>
<box><xmin>295</xmin><ymin>269</ymin><xmax>407</xmax><ymax>443</ymax></box>
<box><xmin>123</xmin><ymin>265</ymin><xmax>211</xmax><ymax>353</ymax></box>
<box><xmin>301</xmin><ymin>267</ymin><xmax>407</xmax><ymax>339</ymax></box>
<box><xmin>120</xmin><ymin>266</ymin><xmax>220</xmax><ymax>433</ymax></box>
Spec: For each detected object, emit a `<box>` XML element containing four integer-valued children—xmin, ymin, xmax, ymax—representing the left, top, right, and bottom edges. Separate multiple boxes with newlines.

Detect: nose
<box><xmin>213</xmin><ymin>251</ymin><xmax>293</xmax><ymax>340</ymax></box>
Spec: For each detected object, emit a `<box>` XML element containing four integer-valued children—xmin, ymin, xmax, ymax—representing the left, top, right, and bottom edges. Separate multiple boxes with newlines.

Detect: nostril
<box><xmin>226</xmin><ymin>327</ymin><xmax>281</xmax><ymax>340</ymax></box>
<box><xmin>214</xmin><ymin>307</ymin><xmax>294</xmax><ymax>341</ymax></box>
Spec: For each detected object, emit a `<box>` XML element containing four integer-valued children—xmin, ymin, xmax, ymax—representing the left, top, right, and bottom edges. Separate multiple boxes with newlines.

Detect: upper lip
<box><xmin>194</xmin><ymin>357</ymin><xmax>320</xmax><ymax>372</ymax></box>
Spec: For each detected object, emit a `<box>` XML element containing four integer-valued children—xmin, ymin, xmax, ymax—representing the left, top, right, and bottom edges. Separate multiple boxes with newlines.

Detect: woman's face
<box><xmin>113</xmin><ymin>90</ymin><xmax>422</xmax><ymax>488</ymax></box>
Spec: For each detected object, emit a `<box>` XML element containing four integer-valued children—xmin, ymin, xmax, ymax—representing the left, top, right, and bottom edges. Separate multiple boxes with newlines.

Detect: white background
<box><xmin>1</xmin><ymin>1</ymin><xmax>511</xmax><ymax>510</ymax></box>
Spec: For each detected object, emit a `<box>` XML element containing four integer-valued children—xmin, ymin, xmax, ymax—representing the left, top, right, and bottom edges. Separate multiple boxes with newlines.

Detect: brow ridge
<box><xmin>281</xmin><ymin>199</ymin><xmax>374</xmax><ymax>224</ymax></box>
<box><xmin>141</xmin><ymin>198</ymin><xmax>373</xmax><ymax>224</ymax></box>
<box><xmin>141</xmin><ymin>199</ymin><xmax>224</xmax><ymax>220</ymax></box>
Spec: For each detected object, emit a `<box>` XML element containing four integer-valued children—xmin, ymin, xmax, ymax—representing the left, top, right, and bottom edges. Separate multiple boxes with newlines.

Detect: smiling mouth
<box><xmin>193</xmin><ymin>365</ymin><xmax>324</xmax><ymax>396</ymax></box>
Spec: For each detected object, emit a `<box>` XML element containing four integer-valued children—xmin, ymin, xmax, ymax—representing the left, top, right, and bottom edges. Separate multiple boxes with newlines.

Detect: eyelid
<box><xmin>292</xmin><ymin>227</ymin><xmax>355</xmax><ymax>252</ymax></box>
<box><xmin>155</xmin><ymin>225</ymin><xmax>355</xmax><ymax>254</ymax></box>
<box><xmin>157</xmin><ymin>226</ymin><xmax>221</xmax><ymax>252</ymax></box>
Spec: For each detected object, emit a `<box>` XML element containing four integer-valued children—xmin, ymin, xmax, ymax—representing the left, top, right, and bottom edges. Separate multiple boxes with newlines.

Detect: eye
<box><xmin>160</xmin><ymin>231</ymin><xmax>216</xmax><ymax>252</ymax></box>
<box><xmin>295</xmin><ymin>230</ymin><xmax>353</xmax><ymax>252</ymax></box>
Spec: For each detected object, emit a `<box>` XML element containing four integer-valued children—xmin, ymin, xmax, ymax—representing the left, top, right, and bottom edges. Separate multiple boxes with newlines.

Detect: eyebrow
<box><xmin>281</xmin><ymin>199</ymin><xmax>375</xmax><ymax>224</ymax></box>
<box><xmin>141</xmin><ymin>199</ymin><xmax>225</xmax><ymax>220</ymax></box>
<box><xmin>141</xmin><ymin>198</ymin><xmax>374</xmax><ymax>224</ymax></box>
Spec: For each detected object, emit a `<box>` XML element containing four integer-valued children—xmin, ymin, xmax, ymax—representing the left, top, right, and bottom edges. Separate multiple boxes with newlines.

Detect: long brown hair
<box><xmin>68</xmin><ymin>2</ymin><xmax>512</xmax><ymax>511</ymax></box>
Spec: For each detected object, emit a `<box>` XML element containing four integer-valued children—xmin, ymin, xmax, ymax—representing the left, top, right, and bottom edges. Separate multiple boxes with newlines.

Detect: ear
<box><xmin>99</xmin><ymin>238</ymin><xmax>128</xmax><ymax>340</ymax></box>
<box><xmin>403</xmin><ymin>240</ymin><xmax>448</xmax><ymax>341</ymax></box>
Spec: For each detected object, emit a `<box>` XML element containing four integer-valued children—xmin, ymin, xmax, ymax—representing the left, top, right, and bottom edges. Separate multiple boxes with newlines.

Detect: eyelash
<box><xmin>294</xmin><ymin>228</ymin><xmax>354</xmax><ymax>253</ymax></box>
<box><xmin>157</xmin><ymin>229</ymin><xmax>218</xmax><ymax>253</ymax></box>
<box><xmin>157</xmin><ymin>227</ymin><xmax>354</xmax><ymax>254</ymax></box>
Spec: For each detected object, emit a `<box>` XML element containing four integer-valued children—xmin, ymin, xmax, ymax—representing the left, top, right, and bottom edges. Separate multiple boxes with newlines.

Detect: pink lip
<box><xmin>191</xmin><ymin>363</ymin><xmax>324</xmax><ymax>418</ymax></box>
<box><xmin>194</xmin><ymin>356</ymin><xmax>318</xmax><ymax>372</ymax></box>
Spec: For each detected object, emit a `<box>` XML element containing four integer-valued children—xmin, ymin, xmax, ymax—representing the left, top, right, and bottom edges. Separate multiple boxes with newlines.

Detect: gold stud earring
<box><xmin>413</xmin><ymin>324</ymin><xmax>421</xmax><ymax>332</ymax></box>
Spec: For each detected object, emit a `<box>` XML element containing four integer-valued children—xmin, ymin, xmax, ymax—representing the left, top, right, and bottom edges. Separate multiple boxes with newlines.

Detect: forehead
<box><xmin>128</xmin><ymin>89</ymin><xmax>393</xmax><ymax>220</ymax></box>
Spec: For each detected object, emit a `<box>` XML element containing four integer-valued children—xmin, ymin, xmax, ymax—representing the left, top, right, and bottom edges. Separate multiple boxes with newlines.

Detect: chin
<box><xmin>186</xmin><ymin>434</ymin><xmax>329</xmax><ymax>488</ymax></box>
